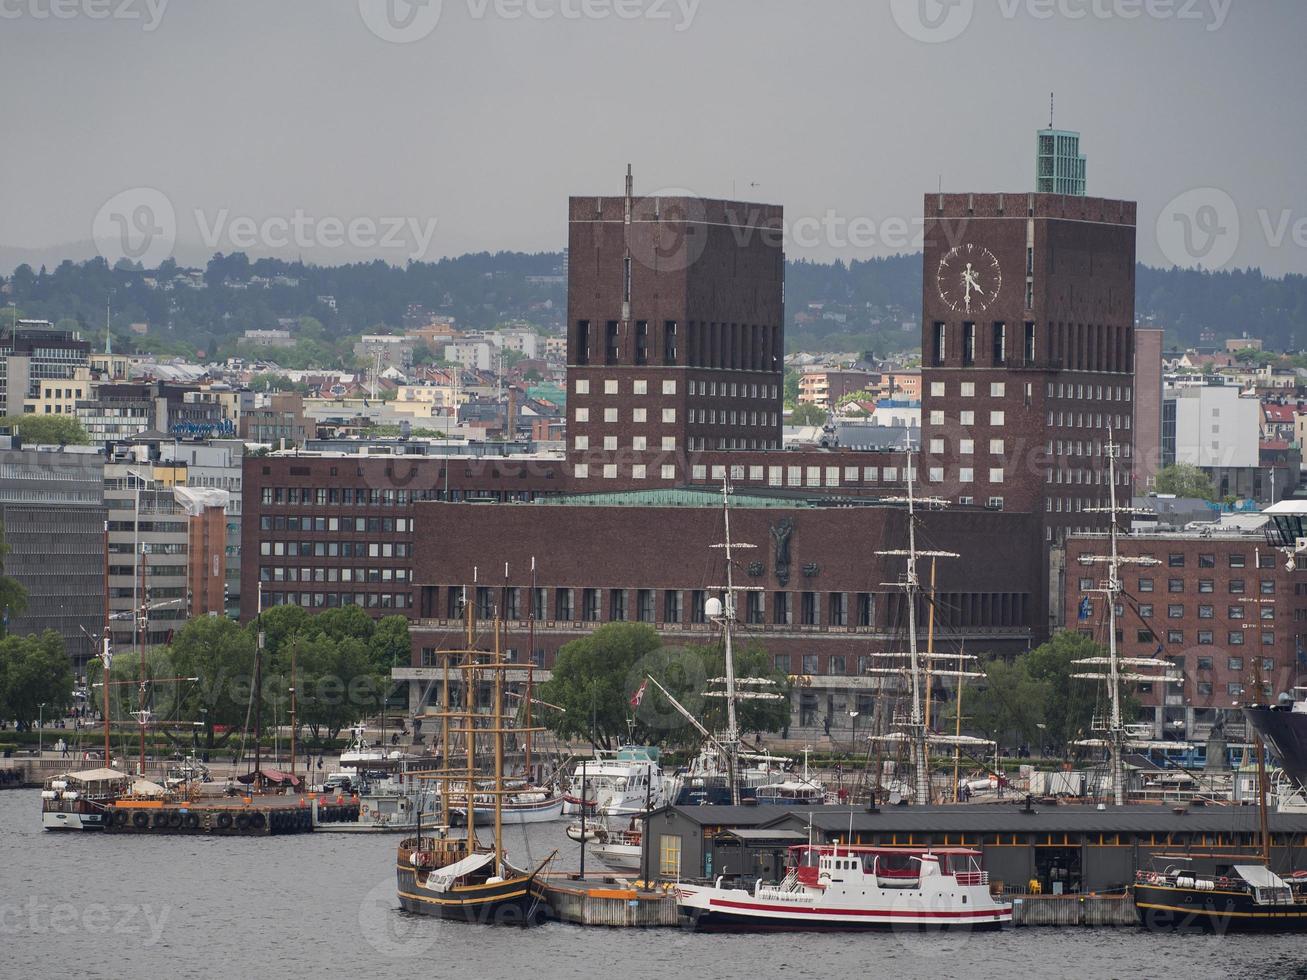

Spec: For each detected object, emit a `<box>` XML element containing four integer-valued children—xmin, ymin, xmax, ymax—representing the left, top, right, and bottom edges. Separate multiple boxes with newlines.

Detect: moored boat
<box><xmin>41</xmin><ymin>768</ymin><xmax>133</xmax><ymax>831</ymax></box>
<box><xmin>676</xmin><ymin>844</ymin><xmax>1011</xmax><ymax>931</ymax></box>
<box><xmin>1134</xmin><ymin>861</ymin><xmax>1307</xmax><ymax>932</ymax></box>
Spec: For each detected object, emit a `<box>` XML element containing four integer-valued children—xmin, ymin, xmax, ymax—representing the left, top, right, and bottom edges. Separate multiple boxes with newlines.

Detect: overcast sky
<box><xmin>1</xmin><ymin>0</ymin><xmax>1304</xmax><ymax>274</ymax></box>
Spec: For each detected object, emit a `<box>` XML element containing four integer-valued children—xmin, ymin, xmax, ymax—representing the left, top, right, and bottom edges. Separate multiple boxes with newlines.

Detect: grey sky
<box><xmin>1</xmin><ymin>0</ymin><xmax>1304</xmax><ymax>274</ymax></box>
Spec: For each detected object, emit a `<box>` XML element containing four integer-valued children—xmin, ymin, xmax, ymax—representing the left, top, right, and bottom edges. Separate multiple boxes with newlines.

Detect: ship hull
<box><xmin>1243</xmin><ymin>704</ymin><xmax>1307</xmax><ymax>794</ymax></box>
<box><xmin>1135</xmin><ymin>883</ymin><xmax>1307</xmax><ymax>933</ymax></box>
<box><xmin>395</xmin><ymin>864</ymin><xmax>542</xmax><ymax>925</ymax></box>
<box><xmin>683</xmin><ymin>900</ymin><xmax>1010</xmax><ymax>932</ymax></box>
<box><xmin>42</xmin><ymin>810</ymin><xmax>107</xmax><ymax>831</ymax></box>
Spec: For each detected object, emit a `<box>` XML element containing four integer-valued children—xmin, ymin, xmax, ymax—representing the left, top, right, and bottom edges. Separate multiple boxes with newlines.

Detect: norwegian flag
<box><xmin>630</xmin><ymin>679</ymin><xmax>649</xmax><ymax>708</ymax></box>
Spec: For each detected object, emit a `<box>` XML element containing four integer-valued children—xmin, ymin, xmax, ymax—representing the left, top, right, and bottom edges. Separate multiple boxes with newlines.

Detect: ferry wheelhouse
<box><xmin>676</xmin><ymin>844</ymin><xmax>1012</xmax><ymax>931</ymax></box>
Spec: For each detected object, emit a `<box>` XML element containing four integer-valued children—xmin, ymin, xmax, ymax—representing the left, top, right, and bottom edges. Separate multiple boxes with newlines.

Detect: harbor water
<box><xmin>3</xmin><ymin>790</ymin><xmax>1305</xmax><ymax>980</ymax></box>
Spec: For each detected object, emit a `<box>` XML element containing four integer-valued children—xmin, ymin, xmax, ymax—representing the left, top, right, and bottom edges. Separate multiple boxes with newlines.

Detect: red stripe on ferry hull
<box><xmin>706</xmin><ymin>897</ymin><xmax>1011</xmax><ymax>922</ymax></box>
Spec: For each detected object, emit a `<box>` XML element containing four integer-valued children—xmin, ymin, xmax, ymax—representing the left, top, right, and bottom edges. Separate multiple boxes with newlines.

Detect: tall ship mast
<box><xmin>1071</xmin><ymin>428</ymin><xmax>1182</xmax><ymax>805</ymax></box>
<box><xmin>865</xmin><ymin>444</ymin><xmax>990</xmax><ymax>804</ymax></box>
<box><xmin>396</xmin><ymin>581</ymin><xmax>551</xmax><ymax>923</ymax></box>
<box><xmin>649</xmin><ymin>478</ymin><xmax>783</xmax><ymax>806</ymax></box>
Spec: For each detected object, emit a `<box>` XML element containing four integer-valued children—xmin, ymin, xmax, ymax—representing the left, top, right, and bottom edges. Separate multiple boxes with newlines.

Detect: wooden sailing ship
<box><xmin>396</xmin><ymin>585</ymin><xmax>551</xmax><ymax>924</ymax></box>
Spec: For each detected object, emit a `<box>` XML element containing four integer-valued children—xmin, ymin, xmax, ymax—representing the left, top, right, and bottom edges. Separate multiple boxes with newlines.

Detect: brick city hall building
<box><xmin>242</xmin><ymin>176</ymin><xmax>1242</xmax><ymax>737</ymax></box>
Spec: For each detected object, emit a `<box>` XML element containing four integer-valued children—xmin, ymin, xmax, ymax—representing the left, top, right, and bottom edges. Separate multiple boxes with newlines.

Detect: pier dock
<box><xmin>535</xmin><ymin>874</ymin><xmax>679</xmax><ymax>927</ymax></box>
<box><xmin>1010</xmin><ymin>892</ymin><xmax>1137</xmax><ymax>926</ymax></box>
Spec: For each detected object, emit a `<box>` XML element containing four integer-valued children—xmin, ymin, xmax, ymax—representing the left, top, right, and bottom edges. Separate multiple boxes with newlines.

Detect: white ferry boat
<box><xmin>676</xmin><ymin>844</ymin><xmax>1012</xmax><ymax>931</ymax></box>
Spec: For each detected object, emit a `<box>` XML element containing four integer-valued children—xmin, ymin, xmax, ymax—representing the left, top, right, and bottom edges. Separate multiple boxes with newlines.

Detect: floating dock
<box><xmin>1010</xmin><ymin>892</ymin><xmax>1136</xmax><ymax>926</ymax></box>
<box><xmin>102</xmin><ymin>795</ymin><xmax>360</xmax><ymax>835</ymax></box>
<box><xmin>534</xmin><ymin>874</ymin><xmax>680</xmax><ymax>927</ymax></box>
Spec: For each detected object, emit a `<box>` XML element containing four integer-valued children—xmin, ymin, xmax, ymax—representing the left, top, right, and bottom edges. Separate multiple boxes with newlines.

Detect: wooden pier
<box><xmin>1010</xmin><ymin>893</ymin><xmax>1137</xmax><ymax>926</ymax></box>
<box><xmin>534</xmin><ymin>874</ymin><xmax>680</xmax><ymax>928</ymax></box>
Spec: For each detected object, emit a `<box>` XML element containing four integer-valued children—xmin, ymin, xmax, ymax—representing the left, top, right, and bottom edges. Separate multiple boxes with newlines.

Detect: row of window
<box><xmin>259</xmin><ymin>566</ymin><xmax>410</xmax><ymax>583</ymax></box>
<box><xmin>1141</xmin><ymin>628</ymin><xmax>1275</xmax><ymax>647</ymax></box>
<box><xmin>1162</xmin><ymin>553</ymin><xmax>1273</xmax><ymax>569</ymax></box>
<box><xmin>576</xmin><ymin>406</ymin><xmax>678</xmax><ymax>424</ymax></box>
<box><xmin>1047</xmin><ymin>382</ymin><xmax>1132</xmax><ymax>402</ymax></box>
<box><xmin>929</xmin><ymin>381</ymin><xmax>1006</xmax><ymax>399</ymax></box>
<box><xmin>929</xmin><ymin>438</ymin><xmax>1005</xmax><ymax>455</ymax></box>
<box><xmin>1137</xmin><ymin>601</ymin><xmax>1276</xmax><ymax>620</ymax></box>
<box><xmin>1125</xmin><ymin>576</ymin><xmax>1276</xmax><ymax>595</ymax></box>
<box><xmin>262</xmin><ymin>487</ymin><xmax>420</xmax><ymax>506</ymax></box>
<box><xmin>572</xmin><ymin>378</ymin><xmax>781</xmax><ymax>401</ymax></box>
<box><xmin>575</xmin><ymin>435</ymin><xmax>677</xmax><ymax>452</ymax></box>
<box><xmin>688</xmin><ymin>463</ymin><xmax>908</xmax><ymax>488</ymax></box>
<box><xmin>258</xmin><ymin>515</ymin><xmax>413</xmax><ymax>533</ymax></box>
<box><xmin>263</xmin><ymin>591</ymin><xmax>411</xmax><ymax>609</ymax></box>
<box><xmin>258</xmin><ymin>541</ymin><xmax>413</xmax><ymax>558</ymax></box>
<box><xmin>441</xmin><ymin>586</ymin><xmax>879</xmax><ymax>628</ymax></box>
<box><xmin>928</xmin><ymin>409</ymin><xmax>1007</xmax><ymax>426</ymax></box>
<box><xmin>928</xmin><ymin>466</ymin><xmax>1005</xmax><ymax>484</ymax></box>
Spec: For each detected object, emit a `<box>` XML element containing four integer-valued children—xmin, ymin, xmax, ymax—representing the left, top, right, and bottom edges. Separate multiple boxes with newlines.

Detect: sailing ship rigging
<box><xmin>864</xmin><ymin>444</ymin><xmax>994</xmax><ymax>804</ymax></box>
<box><xmin>1070</xmin><ymin>428</ymin><xmax>1183</xmax><ymax>805</ymax></box>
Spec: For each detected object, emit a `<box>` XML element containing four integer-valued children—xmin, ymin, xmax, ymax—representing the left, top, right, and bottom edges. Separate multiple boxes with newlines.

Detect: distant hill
<box><xmin>2</xmin><ymin>250</ymin><xmax>1303</xmax><ymax>360</ymax></box>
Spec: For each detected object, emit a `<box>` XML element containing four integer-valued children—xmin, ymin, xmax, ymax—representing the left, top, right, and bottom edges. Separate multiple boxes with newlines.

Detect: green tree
<box><xmin>789</xmin><ymin>403</ymin><xmax>828</xmax><ymax>426</ymax></box>
<box><xmin>950</xmin><ymin>657</ymin><xmax>1048</xmax><ymax>751</ymax></box>
<box><xmin>782</xmin><ymin>368</ymin><xmax>800</xmax><ymax>408</ymax></box>
<box><xmin>1024</xmin><ymin>631</ymin><xmax>1138</xmax><ymax>750</ymax></box>
<box><xmin>369</xmin><ymin>615</ymin><xmax>411</xmax><ymax>673</ymax></box>
<box><xmin>296</xmin><ymin>634</ymin><xmax>383</xmax><ymax>740</ymax></box>
<box><xmin>692</xmin><ymin>640</ymin><xmax>791</xmax><ymax>738</ymax></box>
<box><xmin>540</xmin><ymin>623</ymin><xmax>663</xmax><ymax>748</ymax></box>
<box><xmin>1</xmin><ymin>414</ymin><xmax>90</xmax><ymax>445</ymax></box>
<box><xmin>0</xmin><ymin>630</ymin><xmax>73</xmax><ymax>728</ymax></box>
<box><xmin>1154</xmin><ymin>463</ymin><xmax>1217</xmax><ymax>501</ymax></box>
<box><xmin>166</xmin><ymin>616</ymin><xmax>257</xmax><ymax>748</ymax></box>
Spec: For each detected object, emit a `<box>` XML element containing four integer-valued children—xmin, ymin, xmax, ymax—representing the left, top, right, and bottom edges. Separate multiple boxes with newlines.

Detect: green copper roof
<box><xmin>532</xmin><ymin>488</ymin><xmax>819</xmax><ymax>509</ymax></box>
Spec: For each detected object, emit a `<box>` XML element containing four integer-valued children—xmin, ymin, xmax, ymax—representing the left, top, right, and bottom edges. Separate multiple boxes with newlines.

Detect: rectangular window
<box><xmin>800</xmin><ymin>591</ymin><xmax>818</xmax><ymax>626</ymax></box>
<box><xmin>637</xmin><ymin>589</ymin><xmax>654</xmax><ymax>623</ymax></box>
<box><xmin>1229</xmin><ymin>579</ymin><xmax>1246</xmax><ymax>594</ymax></box>
<box><xmin>773</xmin><ymin>592</ymin><xmax>791</xmax><ymax>625</ymax></box>
<box><xmin>1139</xmin><ymin>604</ymin><xmax>1153</xmax><ymax>618</ymax></box>
<box><xmin>1139</xmin><ymin>578</ymin><xmax>1154</xmax><ymax>592</ymax></box>
<box><xmin>1229</xmin><ymin>631</ymin><xmax>1245</xmax><ymax>645</ymax></box>
<box><xmin>582</xmin><ymin>588</ymin><xmax>600</xmax><ymax>621</ymax></box>
<box><xmin>609</xmin><ymin>589</ymin><xmax>627</xmax><ymax>621</ymax></box>
<box><xmin>555</xmin><ymin>588</ymin><xmax>573</xmax><ymax>620</ymax></box>
<box><xmin>746</xmin><ymin>591</ymin><xmax>763</xmax><ymax>625</ymax></box>
<box><xmin>962</xmin><ymin>321</ymin><xmax>975</xmax><ymax>366</ymax></box>
<box><xmin>1168</xmin><ymin>554</ymin><xmax>1185</xmax><ymax>567</ymax></box>
<box><xmin>1168</xmin><ymin>604</ymin><xmax>1184</xmax><ymax>618</ymax></box>
<box><xmin>1229</xmin><ymin>553</ymin><xmax>1246</xmax><ymax>568</ymax></box>
<box><xmin>931</xmin><ymin>322</ymin><xmax>946</xmax><ymax>366</ymax></box>
<box><xmin>1197</xmin><ymin>630</ymin><xmax>1213</xmax><ymax>645</ymax></box>
<box><xmin>1168</xmin><ymin>579</ymin><xmax>1184</xmax><ymax>593</ymax></box>
<box><xmin>991</xmin><ymin>322</ymin><xmax>1006</xmax><ymax>366</ymax></box>
<box><xmin>1198</xmin><ymin>580</ymin><xmax>1214</xmax><ymax>594</ymax></box>
<box><xmin>1167</xmin><ymin>630</ymin><xmax>1183</xmax><ymax>644</ymax></box>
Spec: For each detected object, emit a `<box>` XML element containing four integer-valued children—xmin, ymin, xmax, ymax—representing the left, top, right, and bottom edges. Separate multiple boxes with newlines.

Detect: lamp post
<box><xmin>38</xmin><ymin>703</ymin><xmax>46</xmax><ymax>756</ymax></box>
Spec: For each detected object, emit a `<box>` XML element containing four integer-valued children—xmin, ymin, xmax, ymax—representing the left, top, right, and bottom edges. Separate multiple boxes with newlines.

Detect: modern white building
<box><xmin>1163</xmin><ymin>384</ymin><xmax>1260</xmax><ymax>470</ymax></box>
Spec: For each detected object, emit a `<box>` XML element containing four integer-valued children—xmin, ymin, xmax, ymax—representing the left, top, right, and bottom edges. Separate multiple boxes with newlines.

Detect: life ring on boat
<box><xmin>216</xmin><ymin>812</ymin><xmax>233</xmax><ymax>830</ymax></box>
<box><xmin>132</xmin><ymin>811</ymin><xmax>149</xmax><ymax>829</ymax></box>
<box><xmin>184</xmin><ymin>813</ymin><xmax>200</xmax><ymax>830</ymax></box>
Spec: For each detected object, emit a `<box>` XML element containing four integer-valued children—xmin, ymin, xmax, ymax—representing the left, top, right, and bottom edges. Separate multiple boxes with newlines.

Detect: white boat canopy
<box><xmin>427</xmin><ymin>851</ymin><xmax>495</xmax><ymax>892</ymax></box>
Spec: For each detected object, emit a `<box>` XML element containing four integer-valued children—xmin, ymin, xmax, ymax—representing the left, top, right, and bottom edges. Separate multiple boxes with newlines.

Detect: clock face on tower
<box><xmin>936</xmin><ymin>244</ymin><xmax>1002</xmax><ymax>315</ymax></box>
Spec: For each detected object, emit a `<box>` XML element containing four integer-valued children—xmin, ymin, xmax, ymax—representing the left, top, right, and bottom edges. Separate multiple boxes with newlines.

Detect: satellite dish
<box><xmin>888</xmin><ymin>791</ymin><xmax>903</xmax><ymax>806</ymax></box>
<box><xmin>704</xmin><ymin>596</ymin><xmax>723</xmax><ymax>618</ymax></box>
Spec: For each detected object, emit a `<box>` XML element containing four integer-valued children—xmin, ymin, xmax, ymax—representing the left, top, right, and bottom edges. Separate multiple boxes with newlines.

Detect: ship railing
<box><xmin>954</xmin><ymin>871</ymin><xmax>988</xmax><ymax>887</ymax></box>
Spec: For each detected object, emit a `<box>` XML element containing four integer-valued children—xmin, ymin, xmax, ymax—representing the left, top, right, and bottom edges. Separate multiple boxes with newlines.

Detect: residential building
<box><xmin>354</xmin><ymin>335</ymin><xmax>415</xmax><ymax>370</ymax></box>
<box><xmin>797</xmin><ymin>368</ymin><xmax>877</xmax><ymax>410</ymax></box>
<box><xmin>0</xmin><ymin>323</ymin><xmax>91</xmax><ymax>418</ymax></box>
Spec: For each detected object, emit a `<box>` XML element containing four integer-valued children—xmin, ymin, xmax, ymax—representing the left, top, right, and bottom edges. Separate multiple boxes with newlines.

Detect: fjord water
<box><xmin>2</xmin><ymin>790</ymin><xmax>1303</xmax><ymax>980</ymax></box>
